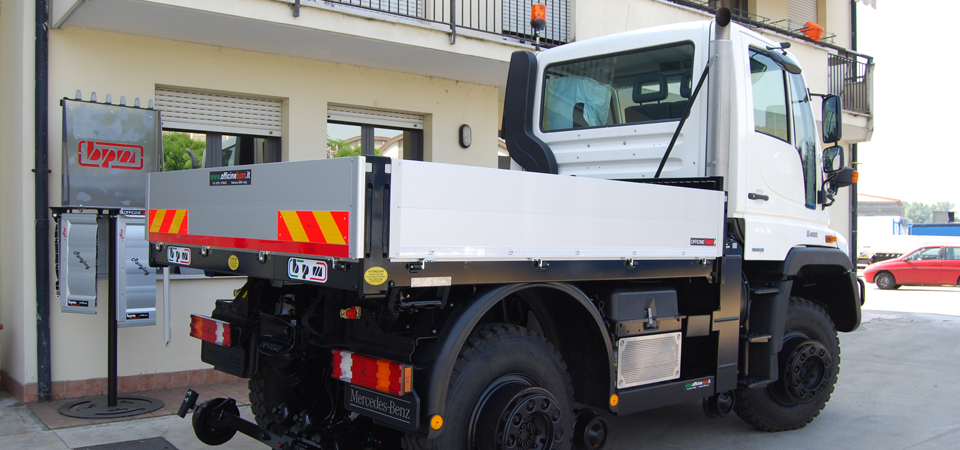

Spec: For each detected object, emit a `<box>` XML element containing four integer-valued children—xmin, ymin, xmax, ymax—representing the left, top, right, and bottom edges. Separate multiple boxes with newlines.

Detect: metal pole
<box><xmin>107</xmin><ymin>212</ymin><xmax>118</xmax><ymax>407</ymax></box>
<box><xmin>35</xmin><ymin>0</ymin><xmax>53</xmax><ymax>403</ymax></box>
<box><xmin>163</xmin><ymin>266</ymin><xmax>171</xmax><ymax>345</ymax></box>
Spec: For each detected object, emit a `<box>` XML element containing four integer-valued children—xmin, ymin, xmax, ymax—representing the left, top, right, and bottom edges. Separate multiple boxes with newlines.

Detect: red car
<box><xmin>864</xmin><ymin>245</ymin><xmax>960</xmax><ymax>289</ymax></box>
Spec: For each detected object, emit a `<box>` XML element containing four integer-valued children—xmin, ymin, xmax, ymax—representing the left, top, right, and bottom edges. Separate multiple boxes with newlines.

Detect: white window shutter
<box><xmin>155</xmin><ymin>87</ymin><xmax>282</xmax><ymax>137</ymax></box>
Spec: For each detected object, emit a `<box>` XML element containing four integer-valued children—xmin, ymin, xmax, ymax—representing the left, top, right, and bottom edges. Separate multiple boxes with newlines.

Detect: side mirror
<box><xmin>822</xmin><ymin>95</ymin><xmax>843</xmax><ymax>143</ymax></box>
<box><xmin>822</xmin><ymin>145</ymin><xmax>844</xmax><ymax>173</ymax></box>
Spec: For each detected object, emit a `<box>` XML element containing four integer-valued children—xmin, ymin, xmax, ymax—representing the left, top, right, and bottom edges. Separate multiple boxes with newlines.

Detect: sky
<box><xmin>854</xmin><ymin>1</ymin><xmax>960</xmax><ymax>209</ymax></box>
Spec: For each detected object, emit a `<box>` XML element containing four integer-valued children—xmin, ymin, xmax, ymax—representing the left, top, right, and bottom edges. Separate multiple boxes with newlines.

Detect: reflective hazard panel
<box><xmin>278</xmin><ymin>211</ymin><xmax>349</xmax><ymax>245</ymax></box>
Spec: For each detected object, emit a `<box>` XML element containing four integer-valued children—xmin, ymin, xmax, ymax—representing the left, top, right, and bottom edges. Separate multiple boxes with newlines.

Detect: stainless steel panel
<box><xmin>115</xmin><ymin>214</ymin><xmax>157</xmax><ymax>327</ymax></box>
<box><xmin>62</xmin><ymin>99</ymin><xmax>162</xmax><ymax>208</ymax></box>
<box><xmin>617</xmin><ymin>332</ymin><xmax>682</xmax><ymax>389</ymax></box>
<box><xmin>58</xmin><ymin>213</ymin><xmax>99</xmax><ymax>314</ymax></box>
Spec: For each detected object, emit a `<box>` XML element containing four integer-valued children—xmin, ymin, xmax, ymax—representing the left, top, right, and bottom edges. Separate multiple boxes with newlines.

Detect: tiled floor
<box><xmin>26</xmin><ymin>381</ymin><xmax>251</xmax><ymax>430</ymax></box>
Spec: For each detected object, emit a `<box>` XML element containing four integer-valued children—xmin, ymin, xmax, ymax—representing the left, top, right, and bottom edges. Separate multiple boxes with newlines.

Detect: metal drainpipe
<box><xmin>850</xmin><ymin>0</ymin><xmax>859</xmax><ymax>264</ymax></box>
<box><xmin>34</xmin><ymin>0</ymin><xmax>53</xmax><ymax>402</ymax></box>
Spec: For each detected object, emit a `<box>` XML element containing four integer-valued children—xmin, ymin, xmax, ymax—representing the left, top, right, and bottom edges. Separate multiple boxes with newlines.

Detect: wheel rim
<box><xmin>771</xmin><ymin>335</ymin><xmax>833</xmax><ymax>405</ymax></box>
<box><xmin>877</xmin><ymin>273</ymin><xmax>894</xmax><ymax>289</ymax></box>
<box><xmin>471</xmin><ymin>378</ymin><xmax>563</xmax><ymax>450</ymax></box>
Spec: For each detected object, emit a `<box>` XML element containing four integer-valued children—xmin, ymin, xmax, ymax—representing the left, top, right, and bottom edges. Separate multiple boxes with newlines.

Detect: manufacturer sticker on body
<box><xmin>228</xmin><ymin>255</ymin><xmax>240</xmax><ymax>271</ymax></box>
<box><xmin>690</xmin><ymin>237</ymin><xmax>717</xmax><ymax>246</ymax></box>
<box><xmin>684</xmin><ymin>378</ymin><xmax>712</xmax><ymax>391</ymax></box>
<box><xmin>209</xmin><ymin>169</ymin><xmax>252</xmax><ymax>186</ymax></box>
<box><xmin>288</xmin><ymin>258</ymin><xmax>328</xmax><ymax>283</ymax></box>
<box><xmin>167</xmin><ymin>247</ymin><xmax>191</xmax><ymax>265</ymax></box>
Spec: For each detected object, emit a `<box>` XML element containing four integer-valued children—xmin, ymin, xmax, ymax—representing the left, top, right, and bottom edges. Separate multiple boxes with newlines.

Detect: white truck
<box><xmin>152</xmin><ymin>9</ymin><xmax>861</xmax><ymax>450</ymax></box>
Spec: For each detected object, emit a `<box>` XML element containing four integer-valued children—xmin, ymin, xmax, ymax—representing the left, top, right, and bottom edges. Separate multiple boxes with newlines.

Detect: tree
<box><xmin>326</xmin><ymin>137</ymin><xmax>380</xmax><ymax>158</ymax></box>
<box><xmin>904</xmin><ymin>201</ymin><xmax>955</xmax><ymax>224</ymax></box>
<box><xmin>163</xmin><ymin>132</ymin><xmax>206</xmax><ymax>171</ymax></box>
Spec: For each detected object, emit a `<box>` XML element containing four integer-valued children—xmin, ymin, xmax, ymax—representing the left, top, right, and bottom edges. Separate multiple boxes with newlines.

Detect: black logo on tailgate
<box><xmin>344</xmin><ymin>385</ymin><xmax>419</xmax><ymax>431</ymax></box>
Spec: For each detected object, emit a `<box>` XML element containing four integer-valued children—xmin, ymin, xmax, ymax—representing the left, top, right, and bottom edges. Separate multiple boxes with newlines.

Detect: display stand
<box><xmin>57</xmin><ymin>209</ymin><xmax>163</xmax><ymax>419</ymax></box>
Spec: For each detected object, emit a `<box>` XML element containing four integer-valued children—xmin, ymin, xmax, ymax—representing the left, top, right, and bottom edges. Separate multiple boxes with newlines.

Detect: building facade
<box><xmin>1</xmin><ymin>0</ymin><xmax>873</xmax><ymax>402</ymax></box>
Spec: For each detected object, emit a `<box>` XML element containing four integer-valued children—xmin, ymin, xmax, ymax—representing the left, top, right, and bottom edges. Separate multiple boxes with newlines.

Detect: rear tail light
<box><xmin>189</xmin><ymin>314</ymin><xmax>233</xmax><ymax>347</ymax></box>
<box><xmin>331</xmin><ymin>349</ymin><xmax>413</xmax><ymax>396</ymax></box>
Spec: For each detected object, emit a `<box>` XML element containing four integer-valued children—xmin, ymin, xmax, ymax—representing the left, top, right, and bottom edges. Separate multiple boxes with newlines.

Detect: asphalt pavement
<box><xmin>1</xmin><ymin>283</ymin><xmax>957</xmax><ymax>450</ymax></box>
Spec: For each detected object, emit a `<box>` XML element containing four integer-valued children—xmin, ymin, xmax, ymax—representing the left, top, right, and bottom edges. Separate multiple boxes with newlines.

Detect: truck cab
<box><xmin>505</xmin><ymin>19</ymin><xmax>853</xmax><ymax>262</ymax></box>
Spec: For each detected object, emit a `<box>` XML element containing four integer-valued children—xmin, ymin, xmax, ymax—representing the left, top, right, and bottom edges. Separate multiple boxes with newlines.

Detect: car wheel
<box><xmin>875</xmin><ymin>272</ymin><xmax>900</xmax><ymax>290</ymax></box>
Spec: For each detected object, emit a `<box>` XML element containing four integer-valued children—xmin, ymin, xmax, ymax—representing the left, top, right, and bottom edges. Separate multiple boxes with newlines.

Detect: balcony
<box><xmin>828</xmin><ymin>52</ymin><xmax>872</xmax><ymax>115</ymax></box>
<box><xmin>314</xmin><ymin>0</ymin><xmax>571</xmax><ymax>46</ymax></box>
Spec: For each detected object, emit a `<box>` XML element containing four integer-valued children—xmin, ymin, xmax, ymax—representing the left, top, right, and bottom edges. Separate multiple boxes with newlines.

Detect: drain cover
<box><xmin>58</xmin><ymin>395</ymin><xmax>164</xmax><ymax>419</ymax></box>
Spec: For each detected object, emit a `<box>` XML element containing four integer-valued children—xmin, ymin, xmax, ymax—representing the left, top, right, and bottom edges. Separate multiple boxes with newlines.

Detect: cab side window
<box><xmin>749</xmin><ymin>50</ymin><xmax>790</xmax><ymax>142</ymax></box>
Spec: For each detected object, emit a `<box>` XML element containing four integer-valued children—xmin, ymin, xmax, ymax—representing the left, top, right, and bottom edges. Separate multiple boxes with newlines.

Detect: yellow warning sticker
<box><xmin>364</xmin><ymin>266</ymin><xmax>388</xmax><ymax>286</ymax></box>
<box><xmin>228</xmin><ymin>255</ymin><xmax>240</xmax><ymax>271</ymax></box>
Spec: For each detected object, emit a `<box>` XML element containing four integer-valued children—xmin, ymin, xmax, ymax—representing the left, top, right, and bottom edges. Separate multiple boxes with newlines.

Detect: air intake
<box><xmin>617</xmin><ymin>332</ymin><xmax>682</xmax><ymax>389</ymax></box>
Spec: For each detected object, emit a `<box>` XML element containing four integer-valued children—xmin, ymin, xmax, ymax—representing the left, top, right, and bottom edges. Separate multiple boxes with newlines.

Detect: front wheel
<box><xmin>875</xmin><ymin>272</ymin><xmax>900</xmax><ymax>290</ymax></box>
<box><xmin>734</xmin><ymin>298</ymin><xmax>840</xmax><ymax>432</ymax></box>
<box><xmin>404</xmin><ymin>324</ymin><xmax>575</xmax><ymax>450</ymax></box>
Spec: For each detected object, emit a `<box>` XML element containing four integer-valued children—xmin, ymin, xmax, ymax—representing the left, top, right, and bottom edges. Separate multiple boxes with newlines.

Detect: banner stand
<box><xmin>56</xmin><ymin>208</ymin><xmax>163</xmax><ymax>419</ymax></box>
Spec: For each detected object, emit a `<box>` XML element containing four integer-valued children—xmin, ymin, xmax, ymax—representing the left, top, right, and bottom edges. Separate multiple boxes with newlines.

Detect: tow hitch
<box><xmin>177</xmin><ymin>389</ymin><xmax>324</xmax><ymax>449</ymax></box>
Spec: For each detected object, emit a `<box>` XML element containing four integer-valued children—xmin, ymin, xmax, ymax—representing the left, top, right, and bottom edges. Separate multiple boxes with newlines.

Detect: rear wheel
<box><xmin>735</xmin><ymin>298</ymin><xmax>839</xmax><ymax>432</ymax></box>
<box><xmin>403</xmin><ymin>324</ymin><xmax>575</xmax><ymax>450</ymax></box>
<box><xmin>875</xmin><ymin>272</ymin><xmax>900</xmax><ymax>290</ymax></box>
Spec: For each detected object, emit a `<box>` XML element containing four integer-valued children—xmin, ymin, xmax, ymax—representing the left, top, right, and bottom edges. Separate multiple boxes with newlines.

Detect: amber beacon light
<box><xmin>530</xmin><ymin>3</ymin><xmax>547</xmax><ymax>51</ymax></box>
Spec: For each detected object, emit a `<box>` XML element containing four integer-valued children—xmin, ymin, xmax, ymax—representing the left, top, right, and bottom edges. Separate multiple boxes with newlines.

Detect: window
<box><xmin>542</xmin><ymin>43</ymin><xmax>695</xmax><ymax>132</ymax></box>
<box><xmin>906</xmin><ymin>248</ymin><xmax>941</xmax><ymax>261</ymax></box>
<box><xmin>155</xmin><ymin>88</ymin><xmax>282</xmax><ymax>170</ymax></box>
<box><xmin>946</xmin><ymin>248</ymin><xmax>960</xmax><ymax>260</ymax></box>
<box><xmin>750</xmin><ymin>49</ymin><xmax>790</xmax><ymax>142</ymax></box>
<box><xmin>326</xmin><ymin>105</ymin><xmax>424</xmax><ymax>161</ymax></box>
<box><xmin>789</xmin><ymin>73</ymin><xmax>818</xmax><ymax>209</ymax></box>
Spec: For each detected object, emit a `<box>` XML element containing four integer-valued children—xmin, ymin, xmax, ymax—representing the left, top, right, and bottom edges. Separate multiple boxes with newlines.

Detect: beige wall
<box><xmin>0</xmin><ymin>0</ymin><xmax>39</xmax><ymax>388</ymax></box>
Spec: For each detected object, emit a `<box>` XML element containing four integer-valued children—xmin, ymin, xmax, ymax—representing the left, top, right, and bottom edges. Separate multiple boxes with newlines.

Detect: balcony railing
<box><xmin>315</xmin><ymin>0</ymin><xmax>570</xmax><ymax>47</ymax></box>
<box><xmin>828</xmin><ymin>52</ymin><xmax>872</xmax><ymax>115</ymax></box>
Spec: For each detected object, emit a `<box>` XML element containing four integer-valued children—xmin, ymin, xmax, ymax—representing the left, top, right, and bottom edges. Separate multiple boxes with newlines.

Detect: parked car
<box><xmin>863</xmin><ymin>246</ymin><xmax>960</xmax><ymax>289</ymax></box>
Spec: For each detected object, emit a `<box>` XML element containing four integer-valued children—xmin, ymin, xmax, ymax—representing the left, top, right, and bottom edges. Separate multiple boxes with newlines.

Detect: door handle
<box><xmin>748</xmin><ymin>193</ymin><xmax>769</xmax><ymax>201</ymax></box>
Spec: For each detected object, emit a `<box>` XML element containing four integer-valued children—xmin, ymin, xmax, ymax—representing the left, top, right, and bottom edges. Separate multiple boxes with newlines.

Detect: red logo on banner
<box><xmin>78</xmin><ymin>141</ymin><xmax>144</xmax><ymax>170</ymax></box>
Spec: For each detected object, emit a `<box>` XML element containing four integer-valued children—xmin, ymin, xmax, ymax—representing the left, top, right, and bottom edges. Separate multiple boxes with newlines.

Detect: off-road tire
<box><xmin>734</xmin><ymin>298</ymin><xmax>840</xmax><ymax>432</ymax></box>
<box><xmin>402</xmin><ymin>323</ymin><xmax>575</xmax><ymax>450</ymax></box>
<box><xmin>875</xmin><ymin>272</ymin><xmax>900</xmax><ymax>290</ymax></box>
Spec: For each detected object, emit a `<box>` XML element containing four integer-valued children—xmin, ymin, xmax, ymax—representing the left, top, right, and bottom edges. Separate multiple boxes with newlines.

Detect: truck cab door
<box><xmin>737</xmin><ymin>33</ymin><xmax>825</xmax><ymax>260</ymax></box>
